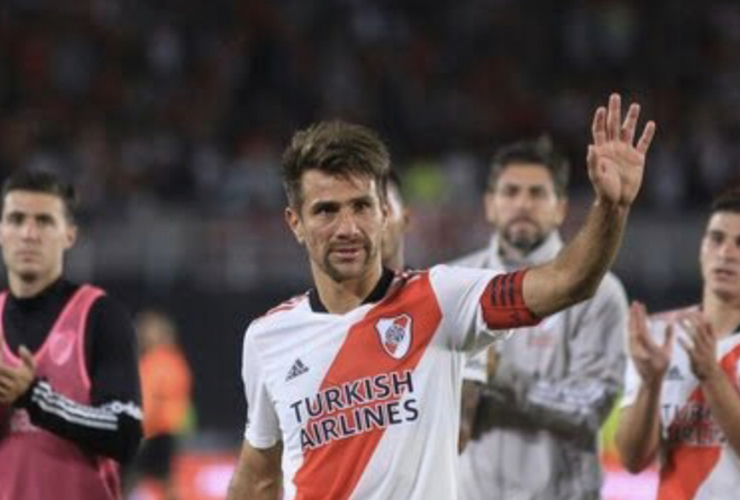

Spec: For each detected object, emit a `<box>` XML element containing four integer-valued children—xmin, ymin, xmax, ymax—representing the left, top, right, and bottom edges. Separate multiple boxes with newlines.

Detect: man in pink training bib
<box><xmin>0</xmin><ymin>170</ymin><xmax>142</xmax><ymax>500</ymax></box>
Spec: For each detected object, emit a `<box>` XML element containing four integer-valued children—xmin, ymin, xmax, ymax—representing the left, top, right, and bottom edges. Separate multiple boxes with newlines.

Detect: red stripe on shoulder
<box><xmin>262</xmin><ymin>294</ymin><xmax>308</xmax><ymax>318</ymax></box>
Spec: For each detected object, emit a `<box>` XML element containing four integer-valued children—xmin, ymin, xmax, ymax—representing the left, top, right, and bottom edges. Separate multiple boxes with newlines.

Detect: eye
<box><xmin>530</xmin><ymin>187</ymin><xmax>548</xmax><ymax>199</ymax></box>
<box><xmin>708</xmin><ymin>231</ymin><xmax>724</xmax><ymax>245</ymax></box>
<box><xmin>37</xmin><ymin>215</ymin><xmax>55</xmax><ymax>227</ymax></box>
<box><xmin>313</xmin><ymin>204</ymin><xmax>338</xmax><ymax>216</ymax></box>
<box><xmin>500</xmin><ymin>186</ymin><xmax>518</xmax><ymax>197</ymax></box>
<box><xmin>353</xmin><ymin>199</ymin><xmax>372</xmax><ymax>212</ymax></box>
<box><xmin>5</xmin><ymin>213</ymin><xmax>24</xmax><ymax>225</ymax></box>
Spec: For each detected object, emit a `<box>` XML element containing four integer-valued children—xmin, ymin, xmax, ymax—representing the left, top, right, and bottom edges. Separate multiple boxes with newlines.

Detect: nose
<box><xmin>20</xmin><ymin>221</ymin><xmax>40</xmax><ymax>240</ymax></box>
<box><xmin>335</xmin><ymin>210</ymin><xmax>360</xmax><ymax>238</ymax></box>
<box><xmin>717</xmin><ymin>241</ymin><xmax>739</xmax><ymax>262</ymax></box>
<box><xmin>513</xmin><ymin>192</ymin><xmax>535</xmax><ymax>212</ymax></box>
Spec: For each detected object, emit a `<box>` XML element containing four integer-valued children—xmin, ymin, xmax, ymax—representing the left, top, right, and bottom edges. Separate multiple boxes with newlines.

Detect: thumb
<box><xmin>662</xmin><ymin>324</ymin><xmax>674</xmax><ymax>354</ymax></box>
<box><xmin>18</xmin><ymin>346</ymin><xmax>35</xmax><ymax>370</ymax></box>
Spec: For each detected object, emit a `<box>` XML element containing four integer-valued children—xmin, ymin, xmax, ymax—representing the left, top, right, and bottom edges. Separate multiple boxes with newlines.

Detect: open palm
<box><xmin>588</xmin><ymin>94</ymin><xmax>656</xmax><ymax>208</ymax></box>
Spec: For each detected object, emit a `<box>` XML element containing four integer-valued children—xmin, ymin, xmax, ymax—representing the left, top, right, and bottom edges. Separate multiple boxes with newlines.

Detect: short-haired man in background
<box><xmin>381</xmin><ymin>172</ymin><xmax>411</xmax><ymax>272</ymax></box>
<box><xmin>455</xmin><ymin>137</ymin><xmax>628</xmax><ymax>500</ymax></box>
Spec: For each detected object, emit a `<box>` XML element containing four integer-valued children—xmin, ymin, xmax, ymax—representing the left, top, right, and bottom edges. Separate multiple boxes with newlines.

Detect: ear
<box><xmin>64</xmin><ymin>223</ymin><xmax>77</xmax><ymax>250</ymax></box>
<box><xmin>285</xmin><ymin>206</ymin><xmax>305</xmax><ymax>244</ymax></box>
<box><xmin>483</xmin><ymin>191</ymin><xmax>497</xmax><ymax>224</ymax></box>
<box><xmin>553</xmin><ymin>196</ymin><xmax>568</xmax><ymax>226</ymax></box>
<box><xmin>401</xmin><ymin>207</ymin><xmax>411</xmax><ymax>233</ymax></box>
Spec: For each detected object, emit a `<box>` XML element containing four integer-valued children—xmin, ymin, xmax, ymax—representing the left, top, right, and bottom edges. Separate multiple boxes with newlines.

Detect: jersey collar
<box><xmin>308</xmin><ymin>267</ymin><xmax>395</xmax><ymax>313</ymax></box>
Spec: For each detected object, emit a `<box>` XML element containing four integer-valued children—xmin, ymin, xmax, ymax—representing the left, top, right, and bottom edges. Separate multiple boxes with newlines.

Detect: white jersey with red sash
<box><xmin>242</xmin><ymin>265</ymin><xmax>538</xmax><ymax>500</ymax></box>
<box><xmin>621</xmin><ymin>305</ymin><xmax>740</xmax><ymax>500</ymax></box>
<box><xmin>0</xmin><ymin>285</ymin><xmax>121</xmax><ymax>500</ymax></box>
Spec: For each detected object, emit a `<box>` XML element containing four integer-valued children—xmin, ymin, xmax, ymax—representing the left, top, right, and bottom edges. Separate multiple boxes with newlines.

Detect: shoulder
<box><xmin>87</xmin><ymin>290</ymin><xmax>134</xmax><ymax>330</ymax></box>
<box><xmin>593</xmin><ymin>271</ymin><xmax>628</xmax><ymax>302</ymax></box>
<box><xmin>246</xmin><ymin>293</ymin><xmax>310</xmax><ymax>338</ymax></box>
<box><xmin>446</xmin><ymin>247</ymin><xmax>489</xmax><ymax>268</ymax></box>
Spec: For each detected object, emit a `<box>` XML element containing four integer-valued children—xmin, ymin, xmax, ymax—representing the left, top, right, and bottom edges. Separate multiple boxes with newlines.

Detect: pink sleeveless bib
<box><xmin>0</xmin><ymin>285</ymin><xmax>122</xmax><ymax>500</ymax></box>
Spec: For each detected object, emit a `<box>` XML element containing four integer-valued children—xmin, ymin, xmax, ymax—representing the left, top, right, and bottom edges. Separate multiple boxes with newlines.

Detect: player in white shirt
<box><xmin>615</xmin><ymin>189</ymin><xmax>740</xmax><ymax>500</ymax></box>
<box><xmin>227</xmin><ymin>93</ymin><xmax>656</xmax><ymax>500</ymax></box>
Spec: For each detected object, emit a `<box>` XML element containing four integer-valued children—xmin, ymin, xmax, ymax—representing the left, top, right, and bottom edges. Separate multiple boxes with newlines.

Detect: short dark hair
<box><xmin>487</xmin><ymin>136</ymin><xmax>570</xmax><ymax>197</ymax></box>
<box><xmin>1</xmin><ymin>169</ymin><xmax>78</xmax><ymax>222</ymax></box>
<box><xmin>281</xmin><ymin>121</ymin><xmax>391</xmax><ymax>208</ymax></box>
<box><xmin>710</xmin><ymin>186</ymin><xmax>740</xmax><ymax>215</ymax></box>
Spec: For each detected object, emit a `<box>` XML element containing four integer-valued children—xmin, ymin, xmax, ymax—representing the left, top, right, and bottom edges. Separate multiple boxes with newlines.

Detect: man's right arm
<box><xmin>227</xmin><ymin>441</ymin><xmax>282</xmax><ymax>500</ymax></box>
<box><xmin>521</xmin><ymin>94</ymin><xmax>655</xmax><ymax>320</ymax></box>
<box><xmin>614</xmin><ymin>302</ymin><xmax>673</xmax><ymax>473</ymax></box>
<box><xmin>615</xmin><ymin>382</ymin><xmax>664</xmax><ymax>473</ymax></box>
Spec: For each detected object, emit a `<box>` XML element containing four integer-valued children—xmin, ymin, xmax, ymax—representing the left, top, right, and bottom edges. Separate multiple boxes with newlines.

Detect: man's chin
<box><xmin>710</xmin><ymin>283</ymin><xmax>740</xmax><ymax>303</ymax></box>
<box><xmin>16</xmin><ymin>269</ymin><xmax>41</xmax><ymax>283</ymax></box>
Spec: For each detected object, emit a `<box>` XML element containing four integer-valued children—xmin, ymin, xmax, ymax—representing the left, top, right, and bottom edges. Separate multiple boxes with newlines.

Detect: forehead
<box><xmin>496</xmin><ymin>163</ymin><xmax>555</xmax><ymax>188</ymax></box>
<box><xmin>3</xmin><ymin>190</ymin><xmax>66</xmax><ymax>216</ymax></box>
<box><xmin>706</xmin><ymin>212</ymin><xmax>740</xmax><ymax>235</ymax></box>
<box><xmin>300</xmin><ymin>170</ymin><xmax>378</xmax><ymax>205</ymax></box>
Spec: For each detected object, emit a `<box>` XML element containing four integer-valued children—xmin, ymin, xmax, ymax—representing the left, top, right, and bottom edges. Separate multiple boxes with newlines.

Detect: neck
<box><xmin>702</xmin><ymin>289</ymin><xmax>740</xmax><ymax>338</ymax></box>
<box><xmin>9</xmin><ymin>271</ymin><xmax>61</xmax><ymax>299</ymax></box>
<box><xmin>383</xmin><ymin>253</ymin><xmax>404</xmax><ymax>273</ymax></box>
<box><xmin>312</xmin><ymin>263</ymin><xmax>383</xmax><ymax>314</ymax></box>
<box><xmin>498</xmin><ymin>239</ymin><xmax>532</xmax><ymax>266</ymax></box>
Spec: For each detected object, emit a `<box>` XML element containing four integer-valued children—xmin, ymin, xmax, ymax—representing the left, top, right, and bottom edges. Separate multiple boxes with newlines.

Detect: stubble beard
<box><xmin>323</xmin><ymin>241</ymin><xmax>375</xmax><ymax>283</ymax></box>
<box><xmin>502</xmin><ymin>225</ymin><xmax>546</xmax><ymax>254</ymax></box>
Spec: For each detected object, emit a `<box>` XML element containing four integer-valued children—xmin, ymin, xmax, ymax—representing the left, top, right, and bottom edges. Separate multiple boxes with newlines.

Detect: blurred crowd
<box><xmin>1</xmin><ymin>0</ymin><xmax>739</xmax><ymax>231</ymax></box>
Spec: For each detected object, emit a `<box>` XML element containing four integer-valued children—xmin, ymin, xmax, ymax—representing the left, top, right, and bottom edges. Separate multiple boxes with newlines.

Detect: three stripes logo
<box><xmin>286</xmin><ymin>359</ymin><xmax>309</xmax><ymax>382</ymax></box>
<box><xmin>666</xmin><ymin>365</ymin><xmax>684</xmax><ymax>382</ymax></box>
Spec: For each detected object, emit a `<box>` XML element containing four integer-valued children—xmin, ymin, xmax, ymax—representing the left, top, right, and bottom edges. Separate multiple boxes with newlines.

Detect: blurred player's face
<box><xmin>286</xmin><ymin>170</ymin><xmax>387</xmax><ymax>283</ymax></box>
<box><xmin>485</xmin><ymin>164</ymin><xmax>566</xmax><ymax>254</ymax></box>
<box><xmin>381</xmin><ymin>183</ymin><xmax>409</xmax><ymax>270</ymax></box>
<box><xmin>0</xmin><ymin>191</ymin><xmax>76</xmax><ymax>291</ymax></box>
<box><xmin>700</xmin><ymin>211</ymin><xmax>740</xmax><ymax>302</ymax></box>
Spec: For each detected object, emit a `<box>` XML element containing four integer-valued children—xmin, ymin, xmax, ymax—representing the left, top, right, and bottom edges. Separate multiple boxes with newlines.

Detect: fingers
<box><xmin>677</xmin><ymin>335</ymin><xmax>694</xmax><ymax>359</ymax></box>
<box><xmin>636</xmin><ymin>120</ymin><xmax>656</xmax><ymax>155</ymax></box>
<box><xmin>18</xmin><ymin>346</ymin><xmax>35</xmax><ymax>371</ymax></box>
<box><xmin>662</xmin><ymin>324</ymin><xmax>674</xmax><ymax>355</ymax></box>
<box><xmin>620</xmin><ymin>103</ymin><xmax>640</xmax><ymax>143</ymax></box>
<box><xmin>591</xmin><ymin>107</ymin><xmax>607</xmax><ymax>146</ymax></box>
<box><xmin>679</xmin><ymin>314</ymin><xmax>714</xmax><ymax>352</ymax></box>
<box><xmin>607</xmin><ymin>93</ymin><xmax>621</xmax><ymax>141</ymax></box>
<box><xmin>629</xmin><ymin>301</ymin><xmax>649</xmax><ymax>339</ymax></box>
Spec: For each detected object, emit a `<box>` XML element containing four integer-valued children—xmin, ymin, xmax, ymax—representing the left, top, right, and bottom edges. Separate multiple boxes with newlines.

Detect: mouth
<box><xmin>713</xmin><ymin>267</ymin><xmax>738</xmax><ymax>280</ymax></box>
<box><xmin>16</xmin><ymin>250</ymin><xmax>41</xmax><ymax>259</ymax></box>
<box><xmin>330</xmin><ymin>246</ymin><xmax>365</xmax><ymax>260</ymax></box>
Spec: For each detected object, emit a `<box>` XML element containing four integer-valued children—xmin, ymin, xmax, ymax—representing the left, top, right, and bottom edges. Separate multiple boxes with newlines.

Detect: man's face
<box><xmin>0</xmin><ymin>191</ymin><xmax>76</xmax><ymax>285</ymax></box>
<box><xmin>485</xmin><ymin>164</ymin><xmax>566</xmax><ymax>253</ymax></box>
<box><xmin>286</xmin><ymin>170</ymin><xmax>387</xmax><ymax>283</ymax></box>
<box><xmin>700</xmin><ymin>211</ymin><xmax>740</xmax><ymax>301</ymax></box>
<box><xmin>381</xmin><ymin>183</ymin><xmax>409</xmax><ymax>269</ymax></box>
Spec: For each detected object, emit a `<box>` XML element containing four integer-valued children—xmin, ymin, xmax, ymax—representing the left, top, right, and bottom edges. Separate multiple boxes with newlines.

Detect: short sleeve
<box><xmin>241</xmin><ymin>324</ymin><xmax>280</xmax><ymax>449</ymax></box>
<box><xmin>429</xmin><ymin>265</ymin><xmax>535</xmax><ymax>353</ymax></box>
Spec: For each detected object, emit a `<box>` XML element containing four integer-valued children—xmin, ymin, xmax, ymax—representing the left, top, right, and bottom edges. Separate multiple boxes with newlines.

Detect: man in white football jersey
<box><xmin>615</xmin><ymin>189</ymin><xmax>740</xmax><ymax>500</ymax></box>
<box><xmin>228</xmin><ymin>93</ymin><xmax>656</xmax><ymax>500</ymax></box>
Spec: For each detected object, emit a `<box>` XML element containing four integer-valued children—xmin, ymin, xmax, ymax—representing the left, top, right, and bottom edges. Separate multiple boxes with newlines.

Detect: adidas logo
<box><xmin>286</xmin><ymin>359</ymin><xmax>309</xmax><ymax>381</ymax></box>
<box><xmin>666</xmin><ymin>365</ymin><xmax>684</xmax><ymax>381</ymax></box>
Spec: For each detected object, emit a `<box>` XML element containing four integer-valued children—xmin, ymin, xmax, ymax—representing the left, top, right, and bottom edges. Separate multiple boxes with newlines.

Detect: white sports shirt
<box><xmin>621</xmin><ymin>306</ymin><xmax>740</xmax><ymax>500</ymax></box>
<box><xmin>241</xmin><ymin>265</ymin><xmax>539</xmax><ymax>500</ymax></box>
